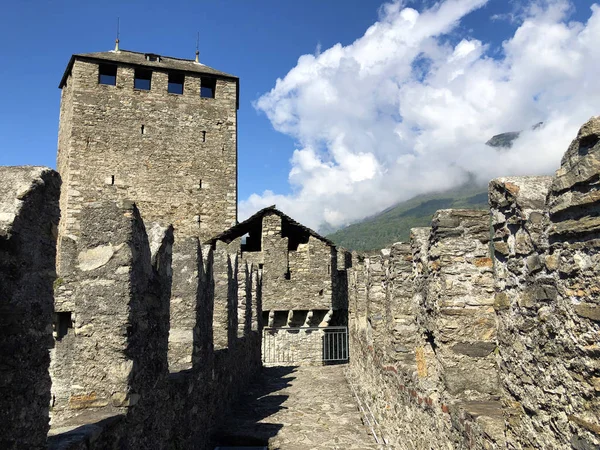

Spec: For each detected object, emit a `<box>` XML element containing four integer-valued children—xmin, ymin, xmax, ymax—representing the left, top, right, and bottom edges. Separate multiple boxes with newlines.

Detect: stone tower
<box><xmin>56</xmin><ymin>48</ymin><xmax>238</xmax><ymax>266</ymax></box>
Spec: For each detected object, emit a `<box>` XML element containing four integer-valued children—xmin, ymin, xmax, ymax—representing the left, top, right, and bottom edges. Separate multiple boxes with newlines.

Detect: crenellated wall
<box><xmin>4</xmin><ymin>117</ymin><xmax>600</xmax><ymax>450</ymax></box>
<box><xmin>29</xmin><ymin>197</ymin><xmax>261</xmax><ymax>449</ymax></box>
<box><xmin>347</xmin><ymin>117</ymin><xmax>600</xmax><ymax>449</ymax></box>
<box><xmin>0</xmin><ymin>167</ymin><xmax>61</xmax><ymax>450</ymax></box>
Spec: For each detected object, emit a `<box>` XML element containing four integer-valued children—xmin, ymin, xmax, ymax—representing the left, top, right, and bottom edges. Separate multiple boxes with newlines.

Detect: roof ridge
<box><xmin>115</xmin><ymin>49</ymin><xmax>202</xmax><ymax>64</ymax></box>
<box><xmin>206</xmin><ymin>205</ymin><xmax>335</xmax><ymax>247</ymax></box>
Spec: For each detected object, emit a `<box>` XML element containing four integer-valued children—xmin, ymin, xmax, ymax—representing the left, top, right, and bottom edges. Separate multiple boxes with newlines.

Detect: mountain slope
<box><xmin>326</xmin><ymin>184</ymin><xmax>488</xmax><ymax>251</ymax></box>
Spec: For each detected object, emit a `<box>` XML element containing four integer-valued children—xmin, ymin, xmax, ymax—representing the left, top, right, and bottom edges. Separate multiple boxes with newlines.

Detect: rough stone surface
<box><xmin>49</xmin><ymin>201</ymin><xmax>262</xmax><ymax>450</ymax></box>
<box><xmin>344</xmin><ymin>117</ymin><xmax>600</xmax><ymax>450</ymax></box>
<box><xmin>493</xmin><ymin>117</ymin><xmax>600</xmax><ymax>449</ymax></box>
<box><xmin>51</xmin><ymin>201</ymin><xmax>173</xmax><ymax>448</ymax></box>
<box><xmin>55</xmin><ymin>50</ymin><xmax>239</xmax><ymax>372</ymax></box>
<box><xmin>56</xmin><ymin>52</ymin><xmax>238</xmax><ymax>250</ymax></box>
<box><xmin>215</xmin><ymin>365</ymin><xmax>380</xmax><ymax>449</ymax></box>
<box><xmin>0</xmin><ymin>167</ymin><xmax>60</xmax><ymax>450</ymax></box>
<box><xmin>426</xmin><ymin>209</ymin><xmax>498</xmax><ymax>399</ymax></box>
<box><xmin>211</xmin><ymin>208</ymin><xmax>347</xmax><ymax>364</ymax></box>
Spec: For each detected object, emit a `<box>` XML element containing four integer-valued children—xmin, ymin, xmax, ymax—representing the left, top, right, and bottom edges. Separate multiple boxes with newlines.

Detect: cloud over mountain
<box><xmin>242</xmin><ymin>0</ymin><xmax>600</xmax><ymax>230</ymax></box>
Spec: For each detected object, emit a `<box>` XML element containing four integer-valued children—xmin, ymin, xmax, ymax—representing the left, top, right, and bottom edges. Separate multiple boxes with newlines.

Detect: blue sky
<box><xmin>1</xmin><ymin>0</ymin><xmax>599</xmax><ymax>229</ymax></box>
<box><xmin>0</xmin><ymin>0</ymin><xmax>387</xmax><ymax>198</ymax></box>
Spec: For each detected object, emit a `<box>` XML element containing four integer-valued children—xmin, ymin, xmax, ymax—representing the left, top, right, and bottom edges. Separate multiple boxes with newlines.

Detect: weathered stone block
<box><xmin>0</xmin><ymin>166</ymin><xmax>60</xmax><ymax>449</ymax></box>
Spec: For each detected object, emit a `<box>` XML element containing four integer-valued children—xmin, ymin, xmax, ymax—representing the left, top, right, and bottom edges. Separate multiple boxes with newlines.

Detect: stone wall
<box><xmin>346</xmin><ymin>117</ymin><xmax>600</xmax><ymax>449</ymax></box>
<box><xmin>50</xmin><ymin>200</ymin><xmax>174</xmax><ymax>450</ymax></box>
<box><xmin>46</xmin><ymin>199</ymin><xmax>262</xmax><ymax>449</ymax></box>
<box><xmin>211</xmin><ymin>209</ymin><xmax>346</xmax><ymax>364</ymax></box>
<box><xmin>490</xmin><ymin>119</ymin><xmax>600</xmax><ymax>449</ymax></box>
<box><xmin>239</xmin><ymin>211</ymin><xmax>342</xmax><ymax>313</ymax></box>
<box><xmin>262</xmin><ymin>327</ymin><xmax>327</xmax><ymax>365</ymax></box>
<box><xmin>56</xmin><ymin>57</ymin><xmax>238</xmax><ymax>249</ymax></box>
<box><xmin>0</xmin><ymin>167</ymin><xmax>60</xmax><ymax>450</ymax></box>
<box><xmin>56</xmin><ymin>54</ymin><xmax>239</xmax><ymax>375</ymax></box>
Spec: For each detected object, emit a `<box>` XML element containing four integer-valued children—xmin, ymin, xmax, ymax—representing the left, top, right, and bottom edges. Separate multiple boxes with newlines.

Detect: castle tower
<box><xmin>56</xmin><ymin>48</ymin><xmax>239</xmax><ymax>266</ymax></box>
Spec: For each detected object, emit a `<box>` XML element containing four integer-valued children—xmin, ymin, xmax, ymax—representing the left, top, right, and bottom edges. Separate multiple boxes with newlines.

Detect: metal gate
<box><xmin>262</xmin><ymin>326</ymin><xmax>349</xmax><ymax>365</ymax></box>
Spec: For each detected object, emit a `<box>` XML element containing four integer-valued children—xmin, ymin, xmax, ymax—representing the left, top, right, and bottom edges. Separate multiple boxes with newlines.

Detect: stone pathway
<box><xmin>214</xmin><ymin>365</ymin><xmax>381</xmax><ymax>450</ymax></box>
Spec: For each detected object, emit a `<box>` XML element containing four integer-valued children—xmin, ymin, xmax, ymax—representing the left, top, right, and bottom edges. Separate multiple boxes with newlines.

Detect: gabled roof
<box><xmin>207</xmin><ymin>206</ymin><xmax>336</xmax><ymax>247</ymax></box>
<box><xmin>59</xmin><ymin>49</ymin><xmax>239</xmax><ymax>108</ymax></box>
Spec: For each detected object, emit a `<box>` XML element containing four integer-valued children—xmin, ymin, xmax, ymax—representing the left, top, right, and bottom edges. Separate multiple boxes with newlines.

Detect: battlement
<box><xmin>346</xmin><ymin>117</ymin><xmax>600</xmax><ymax>449</ymax></box>
<box><xmin>2</xmin><ymin>58</ymin><xmax>599</xmax><ymax>448</ymax></box>
<box><xmin>47</xmin><ymin>198</ymin><xmax>262</xmax><ymax>449</ymax></box>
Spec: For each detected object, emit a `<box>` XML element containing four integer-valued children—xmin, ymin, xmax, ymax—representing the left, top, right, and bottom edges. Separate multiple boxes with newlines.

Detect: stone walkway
<box><xmin>214</xmin><ymin>365</ymin><xmax>381</xmax><ymax>449</ymax></box>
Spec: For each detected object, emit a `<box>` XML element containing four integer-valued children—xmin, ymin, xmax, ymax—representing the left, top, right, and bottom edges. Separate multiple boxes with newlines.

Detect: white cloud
<box><xmin>244</xmin><ymin>0</ymin><xmax>600</xmax><ymax>231</ymax></box>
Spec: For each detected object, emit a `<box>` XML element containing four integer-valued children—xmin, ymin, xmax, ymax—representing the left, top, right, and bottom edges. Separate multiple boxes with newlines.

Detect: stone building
<box><xmin>54</xmin><ymin>47</ymin><xmax>240</xmax><ymax>374</ymax></box>
<box><xmin>56</xmin><ymin>48</ymin><xmax>239</xmax><ymax>269</ymax></box>
<box><xmin>208</xmin><ymin>206</ymin><xmax>348</xmax><ymax>363</ymax></box>
<box><xmin>209</xmin><ymin>206</ymin><xmax>346</xmax><ymax>324</ymax></box>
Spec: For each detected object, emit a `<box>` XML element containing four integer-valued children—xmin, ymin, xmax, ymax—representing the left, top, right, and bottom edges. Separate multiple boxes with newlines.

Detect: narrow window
<box><xmin>145</xmin><ymin>53</ymin><xmax>161</xmax><ymax>62</ymax></box>
<box><xmin>141</xmin><ymin>124</ymin><xmax>145</xmax><ymax>135</ymax></box>
<box><xmin>202</xmin><ymin>131</ymin><xmax>206</xmax><ymax>142</ymax></box>
<box><xmin>168</xmin><ymin>72</ymin><xmax>184</xmax><ymax>94</ymax></box>
<box><xmin>111</xmin><ymin>175</ymin><xmax>115</xmax><ymax>185</ymax></box>
<box><xmin>199</xmin><ymin>179</ymin><xmax>202</xmax><ymax>189</ymax></box>
<box><xmin>134</xmin><ymin>69</ymin><xmax>152</xmax><ymax>90</ymax></box>
<box><xmin>98</xmin><ymin>64</ymin><xmax>117</xmax><ymax>85</ymax></box>
<box><xmin>319</xmin><ymin>289</ymin><xmax>324</xmax><ymax>296</ymax></box>
<box><xmin>200</xmin><ymin>77</ymin><xmax>216</xmax><ymax>98</ymax></box>
<box><xmin>54</xmin><ymin>312</ymin><xmax>72</xmax><ymax>341</ymax></box>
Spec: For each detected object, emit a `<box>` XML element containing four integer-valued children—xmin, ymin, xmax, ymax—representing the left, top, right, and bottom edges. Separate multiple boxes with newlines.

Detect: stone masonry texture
<box><xmin>209</xmin><ymin>207</ymin><xmax>347</xmax><ymax>364</ymax></box>
<box><xmin>346</xmin><ymin>117</ymin><xmax>600</xmax><ymax>450</ymax></box>
<box><xmin>0</xmin><ymin>167</ymin><xmax>60</xmax><ymax>450</ymax></box>
<box><xmin>55</xmin><ymin>50</ymin><xmax>238</xmax><ymax>370</ymax></box>
<box><xmin>50</xmin><ymin>201</ymin><xmax>174</xmax><ymax>435</ymax></box>
<box><xmin>210</xmin><ymin>208</ymin><xmax>343</xmax><ymax>314</ymax></box>
<box><xmin>56</xmin><ymin>51</ymin><xmax>238</xmax><ymax>249</ymax></box>
<box><xmin>48</xmin><ymin>200</ymin><xmax>262</xmax><ymax>450</ymax></box>
<box><xmin>4</xmin><ymin>47</ymin><xmax>600</xmax><ymax>450</ymax></box>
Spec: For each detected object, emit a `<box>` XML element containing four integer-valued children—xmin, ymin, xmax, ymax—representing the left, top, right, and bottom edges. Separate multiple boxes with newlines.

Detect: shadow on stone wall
<box><xmin>45</xmin><ymin>201</ymin><xmax>263</xmax><ymax>450</ymax></box>
<box><xmin>211</xmin><ymin>365</ymin><xmax>295</xmax><ymax>447</ymax></box>
<box><xmin>0</xmin><ymin>167</ymin><xmax>60</xmax><ymax>450</ymax></box>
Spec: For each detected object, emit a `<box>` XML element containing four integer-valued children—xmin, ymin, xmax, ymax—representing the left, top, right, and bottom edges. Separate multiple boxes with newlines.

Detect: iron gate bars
<box><xmin>262</xmin><ymin>326</ymin><xmax>348</xmax><ymax>364</ymax></box>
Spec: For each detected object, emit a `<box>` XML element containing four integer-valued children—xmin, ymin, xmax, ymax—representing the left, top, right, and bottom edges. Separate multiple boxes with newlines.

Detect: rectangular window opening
<box><xmin>54</xmin><ymin>311</ymin><xmax>73</xmax><ymax>341</ymax></box>
<box><xmin>202</xmin><ymin>131</ymin><xmax>206</xmax><ymax>142</ymax></box>
<box><xmin>199</xmin><ymin>179</ymin><xmax>202</xmax><ymax>189</ymax></box>
<box><xmin>111</xmin><ymin>175</ymin><xmax>115</xmax><ymax>185</ymax></box>
<box><xmin>134</xmin><ymin>69</ymin><xmax>152</xmax><ymax>91</ymax></box>
<box><xmin>98</xmin><ymin>64</ymin><xmax>117</xmax><ymax>86</ymax></box>
<box><xmin>145</xmin><ymin>53</ymin><xmax>161</xmax><ymax>62</ymax></box>
<box><xmin>141</xmin><ymin>124</ymin><xmax>145</xmax><ymax>135</ymax></box>
<box><xmin>168</xmin><ymin>72</ymin><xmax>184</xmax><ymax>95</ymax></box>
<box><xmin>200</xmin><ymin>77</ymin><xmax>216</xmax><ymax>98</ymax></box>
